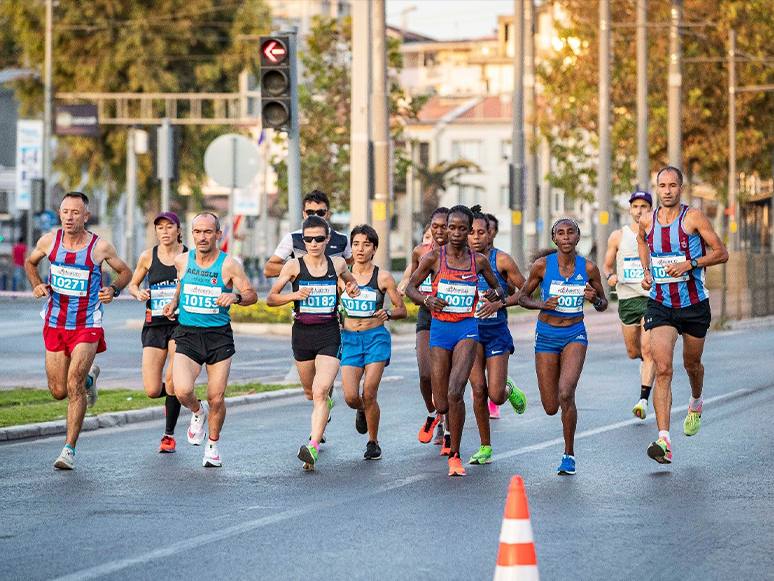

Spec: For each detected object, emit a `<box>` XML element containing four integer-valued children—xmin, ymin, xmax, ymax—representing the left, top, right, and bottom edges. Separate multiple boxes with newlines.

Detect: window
<box><xmin>423</xmin><ymin>52</ymin><xmax>438</xmax><ymax>67</ymax></box>
<box><xmin>501</xmin><ymin>139</ymin><xmax>512</xmax><ymax>161</ymax></box>
<box><xmin>500</xmin><ymin>185</ymin><xmax>510</xmax><ymax>209</ymax></box>
<box><xmin>451</xmin><ymin>140</ymin><xmax>482</xmax><ymax>164</ymax></box>
<box><xmin>458</xmin><ymin>185</ymin><xmax>480</xmax><ymax>207</ymax></box>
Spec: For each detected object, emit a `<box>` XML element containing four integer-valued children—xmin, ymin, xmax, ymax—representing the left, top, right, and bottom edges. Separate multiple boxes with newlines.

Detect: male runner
<box><xmin>603</xmin><ymin>191</ymin><xmax>656</xmax><ymax>418</ymax></box>
<box><xmin>163</xmin><ymin>213</ymin><xmax>257</xmax><ymax>468</ymax></box>
<box><xmin>26</xmin><ymin>191</ymin><xmax>131</xmax><ymax>470</ymax></box>
<box><xmin>637</xmin><ymin>166</ymin><xmax>728</xmax><ymax>464</ymax></box>
<box><xmin>263</xmin><ymin>189</ymin><xmax>353</xmax><ymax>278</ymax></box>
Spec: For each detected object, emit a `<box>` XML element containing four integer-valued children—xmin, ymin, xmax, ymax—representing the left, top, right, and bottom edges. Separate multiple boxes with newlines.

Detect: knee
<box><xmin>206</xmin><ymin>392</ymin><xmax>225</xmax><ymax>410</ymax></box>
<box><xmin>684</xmin><ymin>360</ymin><xmax>704</xmax><ymax>377</ymax></box>
<box><xmin>543</xmin><ymin>402</ymin><xmax>559</xmax><ymax>416</ymax></box>
<box><xmin>470</xmin><ymin>381</ymin><xmax>486</xmax><ymax>402</ymax></box>
<box><xmin>362</xmin><ymin>391</ymin><xmax>378</xmax><ymax>409</ymax></box>
<box><xmin>626</xmin><ymin>346</ymin><xmax>642</xmax><ymax>360</ymax></box>
<box><xmin>344</xmin><ymin>392</ymin><xmax>361</xmax><ymax>409</ymax></box>
<box><xmin>655</xmin><ymin>360</ymin><xmax>673</xmax><ymax>378</ymax></box>
<box><xmin>447</xmin><ymin>386</ymin><xmax>464</xmax><ymax>405</ymax></box>
<box><xmin>312</xmin><ymin>386</ymin><xmax>328</xmax><ymax>405</ymax></box>
<box><xmin>50</xmin><ymin>386</ymin><xmax>67</xmax><ymax>400</ymax></box>
<box><xmin>557</xmin><ymin>387</ymin><xmax>575</xmax><ymax>409</ymax></box>
<box><xmin>143</xmin><ymin>381</ymin><xmax>163</xmax><ymax>398</ymax></box>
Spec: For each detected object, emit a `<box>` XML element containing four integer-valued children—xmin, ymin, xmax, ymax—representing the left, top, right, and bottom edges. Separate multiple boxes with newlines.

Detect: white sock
<box><xmin>689</xmin><ymin>395</ymin><xmax>703</xmax><ymax>412</ymax></box>
<box><xmin>659</xmin><ymin>430</ymin><xmax>671</xmax><ymax>442</ymax></box>
<box><xmin>444</xmin><ymin>429</ymin><xmax>450</xmax><ymax>436</ymax></box>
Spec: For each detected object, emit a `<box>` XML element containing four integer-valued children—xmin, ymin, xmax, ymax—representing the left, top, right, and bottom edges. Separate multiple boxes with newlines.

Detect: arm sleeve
<box><xmin>273</xmin><ymin>233</ymin><xmax>294</xmax><ymax>261</ymax></box>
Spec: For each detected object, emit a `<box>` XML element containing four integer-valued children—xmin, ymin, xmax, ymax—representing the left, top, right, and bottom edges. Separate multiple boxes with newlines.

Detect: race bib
<box><xmin>150</xmin><ymin>284</ymin><xmax>177</xmax><ymax>317</ymax></box>
<box><xmin>181</xmin><ymin>283</ymin><xmax>221</xmax><ymax>314</ymax></box>
<box><xmin>620</xmin><ymin>257</ymin><xmax>645</xmax><ymax>284</ymax></box>
<box><xmin>651</xmin><ymin>253</ymin><xmax>689</xmax><ymax>284</ymax></box>
<box><xmin>437</xmin><ymin>279</ymin><xmax>477</xmax><ymax>314</ymax></box>
<box><xmin>299</xmin><ymin>281</ymin><xmax>337</xmax><ymax>314</ymax></box>
<box><xmin>49</xmin><ymin>263</ymin><xmax>90</xmax><ymax>297</ymax></box>
<box><xmin>342</xmin><ymin>287</ymin><xmax>377</xmax><ymax>318</ymax></box>
<box><xmin>419</xmin><ymin>274</ymin><xmax>433</xmax><ymax>294</ymax></box>
<box><xmin>547</xmin><ymin>281</ymin><xmax>585</xmax><ymax>314</ymax></box>
<box><xmin>474</xmin><ymin>289</ymin><xmax>499</xmax><ymax>319</ymax></box>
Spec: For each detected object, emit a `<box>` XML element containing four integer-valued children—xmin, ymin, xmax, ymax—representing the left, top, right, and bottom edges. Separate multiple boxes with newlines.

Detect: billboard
<box><xmin>55</xmin><ymin>104</ymin><xmax>99</xmax><ymax>137</ymax></box>
<box><xmin>15</xmin><ymin>120</ymin><xmax>43</xmax><ymax>211</ymax></box>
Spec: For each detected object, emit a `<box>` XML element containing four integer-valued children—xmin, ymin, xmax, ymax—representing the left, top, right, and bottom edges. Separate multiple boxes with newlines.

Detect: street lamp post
<box><xmin>597</xmin><ymin>0</ymin><xmax>611</xmax><ymax>268</ymax></box>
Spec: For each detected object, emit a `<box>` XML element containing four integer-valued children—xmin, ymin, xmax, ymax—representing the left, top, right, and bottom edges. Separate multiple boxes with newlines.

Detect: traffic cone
<box><xmin>493</xmin><ymin>475</ymin><xmax>539</xmax><ymax>581</ymax></box>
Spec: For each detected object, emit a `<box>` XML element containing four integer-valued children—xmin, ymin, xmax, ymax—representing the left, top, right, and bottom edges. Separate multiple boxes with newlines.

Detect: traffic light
<box><xmin>259</xmin><ymin>36</ymin><xmax>292</xmax><ymax>131</ymax></box>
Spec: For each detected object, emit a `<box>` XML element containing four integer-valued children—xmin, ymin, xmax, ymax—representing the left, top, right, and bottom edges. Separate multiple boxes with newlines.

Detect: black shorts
<box><xmin>643</xmin><ymin>299</ymin><xmax>711</xmax><ymax>338</ymax></box>
<box><xmin>141</xmin><ymin>324</ymin><xmax>177</xmax><ymax>350</ymax></box>
<box><xmin>172</xmin><ymin>324</ymin><xmax>235</xmax><ymax>366</ymax></box>
<box><xmin>292</xmin><ymin>319</ymin><xmax>341</xmax><ymax>362</ymax></box>
<box><xmin>416</xmin><ymin>305</ymin><xmax>432</xmax><ymax>333</ymax></box>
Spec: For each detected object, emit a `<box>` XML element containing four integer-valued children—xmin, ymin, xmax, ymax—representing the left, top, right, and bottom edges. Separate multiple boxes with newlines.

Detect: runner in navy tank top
<box><xmin>637</xmin><ymin>166</ymin><xmax>729</xmax><ymax>465</ymax></box>
<box><xmin>25</xmin><ymin>192</ymin><xmax>132</xmax><ymax>470</ymax></box>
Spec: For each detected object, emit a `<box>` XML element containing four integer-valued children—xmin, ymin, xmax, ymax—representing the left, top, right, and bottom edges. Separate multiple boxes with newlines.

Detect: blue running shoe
<box><xmin>558</xmin><ymin>454</ymin><xmax>576</xmax><ymax>475</ymax></box>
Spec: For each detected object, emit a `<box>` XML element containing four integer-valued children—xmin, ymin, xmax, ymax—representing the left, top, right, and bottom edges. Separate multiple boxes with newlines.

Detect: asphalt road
<box><xmin>1</xmin><ymin>296</ymin><xmax>773</xmax><ymax>580</ymax></box>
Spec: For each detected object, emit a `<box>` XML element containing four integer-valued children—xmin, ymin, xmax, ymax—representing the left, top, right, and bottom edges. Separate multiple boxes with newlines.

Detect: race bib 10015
<box><xmin>547</xmin><ymin>281</ymin><xmax>584</xmax><ymax>314</ymax></box>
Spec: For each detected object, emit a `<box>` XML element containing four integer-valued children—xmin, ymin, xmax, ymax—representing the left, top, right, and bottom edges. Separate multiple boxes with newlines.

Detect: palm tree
<box><xmin>415</xmin><ymin>159</ymin><xmax>483</xmax><ymax>223</ymax></box>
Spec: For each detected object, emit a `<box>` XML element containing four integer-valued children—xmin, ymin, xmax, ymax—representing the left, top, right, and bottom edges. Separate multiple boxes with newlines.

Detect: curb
<box><xmin>725</xmin><ymin>314</ymin><xmax>774</xmax><ymax>331</ymax></box>
<box><xmin>0</xmin><ymin>387</ymin><xmax>304</xmax><ymax>443</ymax></box>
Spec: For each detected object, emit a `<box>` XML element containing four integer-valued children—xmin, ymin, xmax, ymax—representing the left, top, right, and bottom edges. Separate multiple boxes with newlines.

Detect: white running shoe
<box><xmin>54</xmin><ymin>446</ymin><xmax>75</xmax><ymax>470</ymax></box>
<box><xmin>203</xmin><ymin>440</ymin><xmax>222</xmax><ymax>468</ymax></box>
<box><xmin>632</xmin><ymin>398</ymin><xmax>647</xmax><ymax>420</ymax></box>
<box><xmin>85</xmin><ymin>365</ymin><xmax>100</xmax><ymax>408</ymax></box>
<box><xmin>187</xmin><ymin>401</ymin><xmax>209</xmax><ymax>446</ymax></box>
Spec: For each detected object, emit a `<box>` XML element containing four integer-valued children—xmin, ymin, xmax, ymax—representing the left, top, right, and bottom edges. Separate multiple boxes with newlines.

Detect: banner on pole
<box><xmin>15</xmin><ymin>120</ymin><xmax>44</xmax><ymax>211</ymax></box>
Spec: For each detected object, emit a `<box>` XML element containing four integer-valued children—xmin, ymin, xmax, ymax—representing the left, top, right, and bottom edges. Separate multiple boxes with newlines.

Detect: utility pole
<box><xmin>125</xmin><ymin>129</ymin><xmax>137</xmax><ymax>267</ymax></box>
<box><xmin>728</xmin><ymin>29</ymin><xmax>738</xmax><ymax>252</ymax></box>
<box><xmin>597</xmin><ymin>0</ymin><xmax>611</xmax><ymax>268</ymax></box>
<box><xmin>539</xmin><ymin>138</ymin><xmax>551</xmax><ymax>248</ymax></box>
<box><xmin>510</xmin><ymin>0</ymin><xmax>525</xmax><ymax>267</ymax></box>
<box><xmin>160</xmin><ymin>117</ymin><xmax>171</xmax><ymax>213</ymax></box>
<box><xmin>371</xmin><ymin>0</ymin><xmax>391</xmax><ymax>269</ymax></box>
<box><xmin>350</xmin><ymin>0</ymin><xmax>372</xmax><ymax>229</ymax></box>
<box><xmin>43</xmin><ymin>0</ymin><xmax>53</xmax><ymax>211</ymax></box>
<box><xmin>524</xmin><ymin>0</ymin><xmax>537</xmax><ymax>252</ymax></box>
<box><xmin>668</xmin><ymin>0</ymin><xmax>682</xmax><ymax>171</ymax></box>
<box><xmin>285</xmin><ymin>29</ymin><xmax>302</xmax><ymax>232</ymax></box>
<box><xmin>636</xmin><ymin>0</ymin><xmax>649</xmax><ymax>190</ymax></box>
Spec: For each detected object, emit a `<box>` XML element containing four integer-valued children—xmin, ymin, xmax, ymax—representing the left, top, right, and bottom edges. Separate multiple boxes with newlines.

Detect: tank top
<box><xmin>44</xmin><ymin>229</ymin><xmax>103</xmax><ymax>329</ymax></box>
<box><xmin>616</xmin><ymin>226</ymin><xmax>649</xmax><ymax>300</ymax></box>
<box><xmin>540</xmin><ymin>253</ymin><xmax>588</xmax><ymax>318</ymax></box>
<box><xmin>418</xmin><ymin>243</ymin><xmax>434</xmax><ymax>295</ymax></box>
<box><xmin>431</xmin><ymin>246</ymin><xmax>478</xmax><ymax>322</ymax></box>
<box><xmin>292</xmin><ymin>256</ymin><xmax>339</xmax><ymax>324</ymax></box>
<box><xmin>647</xmin><ymin>204</ymin><xmax>708</xmax><ymax>308</ymax></box>
<box><xmin>341</xmin><ymin>266</ymin><xmax>385</xmax><ymax>319</ymax></box>
<box><xmin>178</xmin><ymin>250</ymin><xmax>231</xmax><ymax>327</ymax></box>
<box><xmin>145</xmin><ymin>245</ymin><xmax>187</xmax><ymax>327</ymax></box>
<box><xmin>474</xmin><ymin>248</ymin><xmax>508</xmax><ymax>326</ymax></box>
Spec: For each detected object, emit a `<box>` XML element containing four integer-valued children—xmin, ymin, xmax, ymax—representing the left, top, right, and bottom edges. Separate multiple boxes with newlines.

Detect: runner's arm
<box><xmin>379</xmin><ymin>269</ymin><xmax>407</xmax><ymax>321</ymax></box>
<box><xmin>405</xmin><ymin>251</ymin><xmax>442</xmax><ymax>310</ymax></box>
<box><xmin>518</xmin><ymin>258</ymin><xmax>552</xmax><ymax>311</ymax></box>
<box><xmin>637</xmin><ymin>213</ymin><xmax>653</xmax><ymax>290</ymax></box>
<box><xmin>476</xmin><ymin>252</ymin><xmax>505</xmax><ymax>303</ymax></box>
<box><xmin>25</xmin><ymin>232</ymin><xmax>55</xmax><ymax>297</ymax></box>
<box><xmin>263</xmin><ymin>232</ymin><xmax>294</xmax><ymax>278</ymax></box>
<box><xmin>128</xmin><ymin>249</ymin><xmax>152</xmax><ymax>301</ymax></box>
<box><xmin>266</xmin><ymin>260</ymin><xmax>304</xmax><ymax>307</ymax></box>
<box><xmin>162</xmin><ymin>254</ymin><xmax>186</xmax><ymax>319</ymax></box>
<box><xmin>584</xmin><ymin>261</ymin><xmax>608</xmax><ymax>311</ymax></box>
<box><xmin>499</xmin><ymin>252</ymin><xmax>526</xmax><ymax>308</ymax></box>
<box><xmin>217</xmin><ymin>257</ymin><xmax>258</xmax><ymax>307</ymax></box>
<box><xmin>603</xmin><ymin>230</ymin><xmax>621</xmax><ymax>287</ymax></box>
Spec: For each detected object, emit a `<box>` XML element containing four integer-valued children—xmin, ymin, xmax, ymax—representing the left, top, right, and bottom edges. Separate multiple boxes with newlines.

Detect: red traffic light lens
<box><xmin>261</xmin><ymin>39</ymin><xmax>288</xmax><ymax>64</ymax></box>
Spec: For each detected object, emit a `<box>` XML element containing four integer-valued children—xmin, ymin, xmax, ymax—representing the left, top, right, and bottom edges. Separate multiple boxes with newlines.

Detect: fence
<box><xmin>707</xmin><ymin>251</ymin><xmax>774</xmax><ymax>322</ymax></box>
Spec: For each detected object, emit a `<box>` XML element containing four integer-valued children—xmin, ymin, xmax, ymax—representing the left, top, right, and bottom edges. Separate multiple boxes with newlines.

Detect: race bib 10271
<box><xmin>49</xmin><ymin>262</ymin><xmax>90</xmax><ymax>297</ymax></box>
<box><xmin>620</xmin><ymin>257</ymin><xmax>645</xmax><ymax>284</ymax></box>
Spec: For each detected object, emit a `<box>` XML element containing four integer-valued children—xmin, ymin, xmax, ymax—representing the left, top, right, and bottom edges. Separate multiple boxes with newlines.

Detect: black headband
<box><xmin>551</xmin><ymin>218</ymin><xmax>581</xmax><ymax>238</ymax></box>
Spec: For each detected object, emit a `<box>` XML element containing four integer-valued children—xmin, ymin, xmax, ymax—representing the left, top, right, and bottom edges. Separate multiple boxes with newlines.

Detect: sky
<box><xmin>385</xmin><ymin>0</ymin><xmax>516</xmax><ymax>41</ymax></box>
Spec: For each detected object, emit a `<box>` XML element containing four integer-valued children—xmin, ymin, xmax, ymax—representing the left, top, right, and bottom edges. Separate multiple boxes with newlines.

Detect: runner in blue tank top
<box><xmin>636</xmin><ymin>166</ymin><xmax>728</xmax><ymax>465</ymax></box>
<box><xmin>519</xmin><ymin>218</ymin><xmax>608</xmax><ymax>475</ymax></box>
<box><xmin>162</xmin><ymin>213</ymin><xmax>257</xmax><ymax>468</ymax></box>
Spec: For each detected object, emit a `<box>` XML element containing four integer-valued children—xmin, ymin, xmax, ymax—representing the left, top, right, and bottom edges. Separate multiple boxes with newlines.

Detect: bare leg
<box><xmin>203</xmin><ymin>357</ymin><xmax>232</xmax><ymax>440</ymax></box>
<box><xmin>362</xmin><ymin>361</ymin><xmax>386</xmax><ymax>442</ymax></box>
<box><xmin>446</xmin><ymin>339</ymin><xmax>479</xmax><ymax>456</ymax></box>
<box><xmin>469</xmin><ymin>344</ymin><xmax>490</xmax><ymax>447</ymax></box>
<box><xmin>416</xmin><ymin>330</ymin><xmax>435</xmax><ymax>413</ymax></box>
<box><xmin>682</xmin><ymin>333</ymin><xmax>706</xmax><ymax>399</ymax></box>
<box><xmin>172</xmin><ymin>353</ymin><xmax>203</xmax><ymax>412</ymax></box>
<box><xmin>142</xmin><ymin>347</ymin><xmax>168</xmax><ymax>397</ymax></box>
<box><xmin>341</xmin><ymin>366</ymin><xmax>365</xmax><ymax>410</ymax></box>
<box><xmin>309</xmin><ymin>355</ymin><xmax>340</xmax><ymax>443</ymax></box>
<box><xmin>556</xmin><ymin>343</ymin><xmax>587</xmax><ymax>456</ymax></box>
<box><xmin>640</xmin><ymin>323</ymin><xmax>656</xmax><ymax>389</ymax></box>
<box><xmin>650</xmin><ymin>326</ymin><xmax>679</xmax><ymax>432</ymax></box>
<box><xmin>63</xmin><ymin>342</ymin><xmax>99</xmax><ymax>448</ymax></box>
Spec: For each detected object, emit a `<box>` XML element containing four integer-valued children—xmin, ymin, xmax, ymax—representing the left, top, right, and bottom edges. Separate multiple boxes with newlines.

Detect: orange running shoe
<box><xmin>448</xmin><ymin>453</ymin><xmax>466</xmax><ymax>477</ymax></box>
<box><xmin>418</xmin><ymin>414</ymin><xmax>440</xmax><ymax>443</ymax></box>
<box><xmin>159</xmin><ymin>434</ymin><xmax>176</xmax><ymax>453</ymax></box>
<box><xmin>440</xmin><ymin>433</ymin><xmax>451</xmax><ymax>456</ymax></box>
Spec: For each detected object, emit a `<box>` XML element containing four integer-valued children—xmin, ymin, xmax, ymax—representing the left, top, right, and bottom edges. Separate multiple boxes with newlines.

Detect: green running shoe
<box><xmin>647</xmin><ymin>437</ymin><xmax>672</xmax><ymax>464</ymax></box>
<box><xmin>506</xmin><ymin>377</ymin><xmax>526</xmax><ymax>414</ymax></box>
<box><xmin>683</xmin><ymin>404</ymin><xmax>702</xmax><ymax>436</ymax></box>
<box><xmin>298</xmin><ymin>444</ymin><xmax>318</xmax><ymax>470</ymax></box>
<box><xmin>469</xmin><ymin>445</ymin><xmax>492</xmax><ymax>465</ymax></box>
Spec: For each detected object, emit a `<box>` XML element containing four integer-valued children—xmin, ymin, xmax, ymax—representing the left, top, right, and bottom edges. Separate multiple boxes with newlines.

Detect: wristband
<box><xmin>605</xmin><ymin>273</ymin><xmax>614</xmax><ymax>281</ymax></box>
<box><xmin>386</xmin><ymin>310</ymin><xmax>392</xmax><ymax>320</ymax></box>
<box><xmin>593</xmin><ymin>297</ymin><xmax>603</xmax><ymax>308</ymax></box>
<box><xmin>423</xmin><ymin>296</ymin><xmax>430</xmax><ymax>308</ymax></box>
<box><xmin>109</xmin><ymin>284</ymin><xmax>120</xmax><ymax>297</ymax></box>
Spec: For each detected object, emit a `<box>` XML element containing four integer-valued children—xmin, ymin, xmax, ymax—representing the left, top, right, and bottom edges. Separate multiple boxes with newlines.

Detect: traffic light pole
<box><xmin>285</xmin><ymin>30</ymin><xmax>302</xmax><ymax>232</ymax></box>
<box><xmin>371</xmin><ymin>0</ymin><xmax>391</xmax><ymax>269</ymax></box>
<box><xmin>510</xmin><ymin>0</ymin><xmax>525</xmax><ymax>268</ymax></box>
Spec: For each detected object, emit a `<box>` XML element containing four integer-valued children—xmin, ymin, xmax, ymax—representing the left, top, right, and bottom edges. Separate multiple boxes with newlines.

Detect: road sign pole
<box><xmin>126</xmin><ymin>128</ymin><xmax>137</xmax><ymax>267</ymax></box>
<box><xmin>511</xmin><ymin>0</ymin><xmax>525</xmax><ymax>268</ymax></box>
<box><xmin>160</xmin><ymin>117</ymin><xmax>171</xmax><ymax>213</ymax></box>
<box><xmin>285</xmin><ymin>29</ymin><xmax>302</xmax><ymax>232</ymax></box>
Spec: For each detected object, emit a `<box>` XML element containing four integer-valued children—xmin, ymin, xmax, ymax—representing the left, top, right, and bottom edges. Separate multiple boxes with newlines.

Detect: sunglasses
<box><xmin>304</xmin><ymin>209</ymin><xmax>328</xmax><ymax>217</ymax></box>
<box><xmin>303</xmin><ymin>235</ymin><xmax>327</xmax><ymax>243</ymax></box>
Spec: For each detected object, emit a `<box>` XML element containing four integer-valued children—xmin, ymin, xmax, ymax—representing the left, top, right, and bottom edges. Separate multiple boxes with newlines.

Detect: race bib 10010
<box><xmin>49</xmin><ymin>263</ymin><xmax>90</xmax><ymax>297</ymax></box>
<box><xmin>437</xmin><ymin>279</ymin><xmax>477</xmax><ymax>314</ymax></box>
<box><xmin>181</xmin><ymin>283</ymin><xmax>221</xmax><ymax>314</ymax></box>
<box><xmin>342</xmin><ymin>287</ymin><xmax>377</xmax><ymax>318</ymax></box>
<box><xmin>298</xmin><ymin>281</ymin><xmax>337</xmax><ymax>314</ymax></box>
<box><xmin>651</xmin><ymin>252</ymin><xmax>689</xmax><ymax>284</ymax></box>
<box><xmin>547</xmin><ymin>281</ymin><xmax>584</xmax><ymax>314</ymax></box>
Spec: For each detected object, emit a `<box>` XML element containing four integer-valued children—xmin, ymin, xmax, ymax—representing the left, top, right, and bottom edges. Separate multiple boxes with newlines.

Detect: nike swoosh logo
<box><xmin>466</xmin><ymin>334</ymin><xmax>477</xmax><ymax>338</ymax></box>
<box><xmin>461</xmin><ymin>274</ymin><xmax>476</xmax><ymax>280</ymax></box>
<box><xmin>491</xmin><ymin>350</ymin><xmax>502</xmax><ymax>354</ymax></box>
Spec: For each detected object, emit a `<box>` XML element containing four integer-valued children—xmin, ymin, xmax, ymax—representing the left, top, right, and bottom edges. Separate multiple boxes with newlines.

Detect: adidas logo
<box><xmin>575</xmin><ymin>274</ymin><xmax>584</xmax><ymax>280</ymax></box>
<box><xmin>576</xmin><ymin>334</ymin><xmax>586</xmax><ymax>340</ymax></box>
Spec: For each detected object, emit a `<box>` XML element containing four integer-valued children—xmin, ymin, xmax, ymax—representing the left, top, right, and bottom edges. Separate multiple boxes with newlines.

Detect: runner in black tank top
<box><xmin>128</xmin><ymin>212</ymin><xmax>187</xmax><ymax>453</ymax></box>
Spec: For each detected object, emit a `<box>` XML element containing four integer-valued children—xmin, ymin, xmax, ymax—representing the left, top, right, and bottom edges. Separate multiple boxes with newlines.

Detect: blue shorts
<box><xmin>478</xmin><ymin>322</ymin><xmax>515</xmax><ymax>358</ymax></box>
<box><xmin>341</xmin><ymin>325</ymin><xmax>391</xmax><ymax>367</ymax></box>
<box><xmin>429</xmin><ymin>317</ymin><xmax>479</xmax><ymax>351</ymax></box>
<box><xmin>534</xmin><ymin>319</ymin><xmax>588</xmax><ymax>354</ymax></box>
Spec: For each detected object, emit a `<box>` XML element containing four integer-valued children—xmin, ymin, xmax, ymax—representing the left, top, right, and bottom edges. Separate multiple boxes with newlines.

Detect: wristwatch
<box><xmin>234</xmin><ymin>293</ymin><xmax>243</xmax><ymax>304</ymax></box>
<box><xmin>386</xmin><ymin>311</ymin><xmax>392</xmax><ymax>320</ymax></box>
<box><xmin>593</xmin><ymin>296</ymin><xmax>604</xmax><ymax>308</ymax></box>
<box><xmin>109</xmin><ymin>284</ymin><xmax>120</xmax><ymax>297</ymax></box>
<box><xmin>605</xmin><ymin>273</ymin><xmax>614</xmax><ymax>281</ymax></box>
<box><xmin>690</xmin><ymin>259</ymin><xmax>699</xmax><ymax>269</ymax></box>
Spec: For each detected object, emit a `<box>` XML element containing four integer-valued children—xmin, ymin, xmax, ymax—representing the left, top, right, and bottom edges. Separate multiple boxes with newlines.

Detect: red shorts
<box><xmin>43</xmin><ymin>325</ymin><xmax>107</xmax><ymax>357</ymax></box>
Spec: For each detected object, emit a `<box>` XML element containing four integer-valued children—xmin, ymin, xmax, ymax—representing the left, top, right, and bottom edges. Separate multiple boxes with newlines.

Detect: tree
<box><xmin>415</xmin><ymin>159</ymin><xmax>483</xmax><ymax>223</ymax></box>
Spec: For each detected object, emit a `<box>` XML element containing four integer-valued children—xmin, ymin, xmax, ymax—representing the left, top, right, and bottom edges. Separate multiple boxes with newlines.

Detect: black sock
<box><xmin>165</xmin><ymin>395</ymin><xmax>182</xmax><ymax>435</ymax></box>
<box><xmin>641</xmin><ymin>384</ymin><xmax>652</xmax><ymax>401</ymax></box>
<box><xmin>159</xmin><ymin>382</ymin><xmax>168</xmax><ymax>398</ymax></box>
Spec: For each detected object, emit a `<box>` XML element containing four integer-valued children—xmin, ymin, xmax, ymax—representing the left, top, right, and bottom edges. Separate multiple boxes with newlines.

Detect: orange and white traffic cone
<box><xmin>493</xmin><ymin>475</ymin><xmax>539</xmax><ymax>581</ymax></box>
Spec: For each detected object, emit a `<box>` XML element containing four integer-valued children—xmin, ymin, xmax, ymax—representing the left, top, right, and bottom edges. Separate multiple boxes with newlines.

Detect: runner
<box><xmin>263</xmin><ymin>189</ymin><xmax>352</xmax><ymax>278</ymax></box>
<box><xmin>405</xmin><ymin>205</ymin><xmax>505</xmax><ymax>477</ymax></box>
<box><xmin>128</xmin><ymin>212</ymin><xmax>187</xmax><ymax>452</ymax></box>
<box><xmin>518</xmin><ymin>218</ymin><xmax>608</xmax><ymax>475</ymax></box>
<box><xmin>162</xmin><ymin>213</ymin><xmax>257</xmax><ymax>468</ymax></box>
<box><xmin>266</xmin><ymin>215</ymin><xmax>361</xmax><ymax>470</ymax></box>
<box><xmin>467</xmin><ymin>206</ymin><xmax>527</xmax><ymax>466</ymax></box>
<box><xmin>406</xmin><ymin>208</ymin><xmax>449</xmax><ymax>447</ymax></box>
<box><xmin>25</xmin><ymin>191</ymin><xmax>131</xmax><ymax>470</ymax></box>
<box><xmin>603</xmin><ymin>191</ymin><xmax>656</xmax><ymax>419</ymax></box>
<box><xmin>637</xmin><ymin>166</ymin><xmax>729</xmax><ymax>464</ymax></box>
<box><xmin>339</xmin><ymin>225</ymin><xmax>407</xmax><ymax>460</ymax></box>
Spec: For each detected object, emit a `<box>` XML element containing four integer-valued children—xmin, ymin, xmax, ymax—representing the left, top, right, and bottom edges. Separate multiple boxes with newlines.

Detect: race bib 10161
<box><xmin>342</xmin><ymin>287</ymin><xmax>377</xmax><ymax>318</ymax></box>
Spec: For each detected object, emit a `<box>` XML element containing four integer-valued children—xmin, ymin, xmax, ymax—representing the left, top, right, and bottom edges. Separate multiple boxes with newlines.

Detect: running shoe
<box><xmin>203</xmin><ymin>440</ymin><xmax>222</xmax><ymax>468</ymax></box>
<box><xmin>54</xmin><ymin>446</ymin><xmax>75</xmax><ymax>470</ymax></box>
<box><xmin>328</xmin><ymin>385</ymin><xmax>338</xmax><ymax>410</ymax></box>
<box><xmin>418</xmin><ymin>414</ymin><xmax>440</xmax><ymax>443</ymax></box>
<box><xmin>187</xmin><ymin>400</ymin><xmax>209</xmax><ymax>446</ymax></box>
<box><xmin>683</xmin><ymin>404</ymin><xmax>702</xmax><ymax>437</ymax></box>
<box><xmin>355</xmin><ymin>409</ymin><xmax>368</xmax><ymax>435</ymax></box>
<box><xmin>558</xmin><ymin>454</ymin><xmax>576</xmax><ymax>475</ymax></box>
<box><xmin>298</xmin><ymin>444</ymin><xmax>318</xmax><ymax>470</ymax></box>
<box><xmin>632</xmin><ymin>398</ymin><xmax>647</xmax><ymax>420</ymax></box>
<box><xmin>309</xmin><ymin>434</ymin><xmax>327</xmax><ymax>444</ymax></box>
<box><xmin>440</xmin><ymin>433</ymin><xmax>451</xmax><ymax>456</ymax></box>
<box><xmin>364</xmin><ymin>440</ymin><xmax>382</xmax><ymax>460</ymax></box>
<box><xmin>433</xmin><ymin>422</ymin><xmax>444</xmax><ymax>445</ymax></box>
<box><xmin>469</xmin><ymin>445</ymin><xmax>492</xmax><ymax>465</ymax></box>
<box><xmin>489</xmin><ymin>401</ymin><xmax>501</xmax><ymax>419</ymax></box>
<box><xmin>158</xmin><ymin>435</ymin><xmax>176</xmax><ymax>453</ymax></box>
<box><xmin>506</xmin><ymin>377</ymin><xmax>526</xmax><ymax>414</ymax></box>
<box><xmin>647</xmin><ymin>437</ymin><xmax>672</xmax><ymax>464</ymax></box>
<box><xmin>85</xmin><ymin>365</ymin><xmax>100</xmax><ymax>408</ymax></box>
<box><xmin>448</xmin><ymin>453</ymin><xmax>466</xmax><ymax>477</ymax></box>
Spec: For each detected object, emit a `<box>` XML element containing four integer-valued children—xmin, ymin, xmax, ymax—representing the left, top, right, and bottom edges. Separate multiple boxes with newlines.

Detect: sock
<box><xmin>65</xmin><ymin>444</ymin><xmax>75</xmax><ymax>454</ymax></box>
<box><xmin>85</xmin><ymin>376</ymin><xmax>93</xmax><ymax>390</ymax></box>
<box><xmin>310</xmin><ymin>440</ymin><xmax>320</xmax><ymax>453</ymax></box>
<box><xmin>208</xmin><ymin>437</ymin><xmax>219</xmax><ymax>444</ymax></box>
<box><xmin>444</xmin><ymin>429</ymin><xmax>450</xmax><ymax>436</ymax></box>
<box><xmin>159</xmin><ymin>382</ymin><xmax>168</xmax><ymax>398</ymax></box>
<box><xmin>659</xmin><ymin>430</ymin><xmax>671</xmax><ymax>442</ymax></box>
<box><xmin>165</xmin><ymin>395</ymin><xmax>181</xmax><ymax>435</ymax></box>
<box><xmin>640</xmin><ymin>385</ymin><xmax>652</xmax><ymax>401</ymax></box>
<box><xmin>689</xmin><ymin>395</ymin><xmax>703</xmax><ymax>412</ymax></box>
